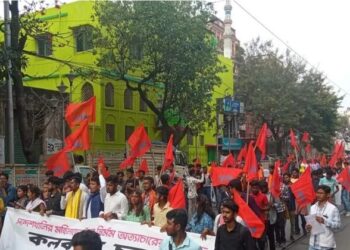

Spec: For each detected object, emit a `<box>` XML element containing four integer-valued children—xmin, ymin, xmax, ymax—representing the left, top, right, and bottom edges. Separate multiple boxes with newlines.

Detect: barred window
<box><xmin>73</xmin><ymin>26</ymin><xmax>93</xmax><ymax>52</ymax></box>
<box><xmin>36</xmin><ymin>33</ymin><xmax>52</xmax><ymax>56</ymax></box>
<box><xmin>105</xmin><ymin>124</ymin><xmax>115</xmax><ymax>142</ymax></box>
<box><xmin>125</xmin><ymin>126</ymin><xmax>135</xmax><ymax>141</ymax></box>
<box><xmin>124</xmin><ymin>88</ymin><xmax>133</xmax><ymax>110</ymax></box>
<box><xmin>105</xmin><ymin>83</ymin><xmax>114</xmax><ymax>107</ymax></box>
<box><xmin>81</xmin><ymin>83</ymin><xmax>94</xmax><ymax>101</ymax></box>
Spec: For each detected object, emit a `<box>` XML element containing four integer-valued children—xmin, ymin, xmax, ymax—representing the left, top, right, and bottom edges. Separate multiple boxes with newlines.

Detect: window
<box><xmin>200</xmin><ymin>135</ymin><xmax>204</xmax><ymax>146</ymax></box>
<box><xmin>125</xmin><ymin>126</ymin><xmax>135</xmax><ymax>141</ymax></box>
<box><xmin>81</xmin><ymin>83</ymin><xmax>94</xmax><ymax>101</ymax></box>
<box><xmin>74</xmin><ymin>26</ymin><xmax>93</xmax><ymax>52</ymax></box>
<box><xmin>105</xmin><ymin>124</ymin><xmax>115</xmax><ymax>142</ymax></box>
<box><xmin>105</xmin><ymin>83</ymin><xmax>114</xmax><ymax>107</ymax></box>
<box><xmin>36</xmin><ymin>34</ymin><xmax>52</xmax><ymax>56</ymax></box>
<box><xmin>140</xmin><ymin>93</ymin><xmax>147</xmax><ymax>112</ymax></box>
<box><xmin>124</xmin><ymin>88</ymin><xmax>133</xmax><ymax>110</ymax></box>
<box><xmin>187</xmin><ymin>133</ymin><xmax>193</xmax><ymax>145</ymax></box>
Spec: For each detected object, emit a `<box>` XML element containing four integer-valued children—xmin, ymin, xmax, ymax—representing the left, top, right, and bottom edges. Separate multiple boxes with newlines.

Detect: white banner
<box><xmin>0</xmin><ymin>208</ymin><xmax>215</xmax><ymax>250</ymax></box>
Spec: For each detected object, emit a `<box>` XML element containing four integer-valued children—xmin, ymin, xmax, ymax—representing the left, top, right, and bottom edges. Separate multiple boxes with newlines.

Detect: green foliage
<box><xmin>93</xmin><ymin>1</ymin><xmax>225</xmax><ymax>143</ymax></box>
<box><xmin>235</xmin><ymin>38</ymin><xmax>342</xmax><ymax>152</ymax></box>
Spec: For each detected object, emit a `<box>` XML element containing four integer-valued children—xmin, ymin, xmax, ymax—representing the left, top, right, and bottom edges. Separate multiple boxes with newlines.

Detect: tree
<box><xmin>1</xmin><ymin>1</ymin><xmax>60</xmax><ymax>163</ymax></box>
<box><xmin>93</xmin><ymin>1</ymin><xmax>225</xmax><ymax>145</ymax></box>
<box><xmin>235</xmin><ymin>38</ymin><xmax>342</xmax><ymax>155</ymax></box>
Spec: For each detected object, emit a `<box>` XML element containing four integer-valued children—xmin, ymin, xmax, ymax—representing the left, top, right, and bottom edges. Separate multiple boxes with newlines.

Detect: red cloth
<box><xmin>162</xmin><ymin>134</ymin><xmax>174</xmax><ymax>171</ymax></box>
<box><xmin>301</xmin><ymin>132</ymin><xmax>310</xmax><ymax>143</ymax></box>
<box><xmin>252</xmin><ymin>191</ymin><xmax>268</xmax><ymax>222</ymax></box>
<box><xmin>329</xmin><ymin>142</ymin><xmax>345</xmax><ymax>167</ymax></box>
<box><xmin>98</xmin><ymin>156</ymin><xmax>110</xmax><ymax>178</ymax></box>
<box><xmin>290</xmin><ymin>167</ymin><xmax>316</xmax><ymax>207</ymax></box>
<box><xmin>243</xmin><ymin>141</ymin><xmax>258</xmax><ymax>182</ymax></box>
<box><xmin>64</xmin><ymin>120</ymin><xmax>90</xmax><ymax>151</ymax></box>
<box><xmin>320</xmin><ymin>154</ymin><xmax>327</xmax><ymax>168</ymax></box>
<box><xmin>45</xmin><ymin>149</ymin><xmax>70</xmax><ymax>177</ymax></box>
<box><xmin>139</xmin><ymin>159</ymin><xmax>149</xmax><ymax>174</ymax></box>
<box><xmin>289</xmin><ymin>129</ymin><xmax>299</xmax><ymax>151</ymax></box>
<box><xmin>168</xmin><ymin>179</ymin><xmax>186</xmax><ymax>209</ymax></box>
<box><xmin>237</xmin><ymin>144</ymin><xmax>247</xmax><ymax>162</ymax></box>
<box><xmin>65</xmin><ymin>96</ymin><xmax>96</xmax><ymax>128</ymax></box>
<box><xmin>271</xmin><ymin>160</ymin><xmax>281</xmax><ymax>199</ymax></box>
<box><xmin>305</xmin><ymin>143</ymin><xmax>312</xmax><ymax>153</ymax></box>
<box><xmin>255</xmin><ymin>123</ymin><xmax>267</xmax><ymax>159</ymax></box>
<box><xmin>222</xmin><ymin>153</ymin><xmax>235</xmax><ymax>168</ymax></box>
<box><xmin>210</xmin><ymin>167</ymin><xmax>242</xmax><ymax>186</ymax></box>
<box><xmin>337</xmin><ymin>166</ymin><xmax>350</xmax><ymax>192</ymax></box>
<box><xmin>232</xmin><ymin>189</ymin><xmax>265</xmax><ymax>238</ymax></box>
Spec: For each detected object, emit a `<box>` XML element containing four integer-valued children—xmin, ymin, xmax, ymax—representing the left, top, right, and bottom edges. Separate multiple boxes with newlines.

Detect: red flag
<box><xmin>98</xmin><ymin>156</ymin><xmax>110</xmax><ymax>178</ymax></box>
<box><xmin>64</xmin><ymin>120</ymin><xmax>90</xmax><ymax>151</ymax></box>
<box><xmin>127</xmin><ymin>124</ymin><xmax>152</xmax><ymax>158</ymax></box>
<box><xmin>232</xmin><ymin>189</ymin><xmax>265</xmax><ymax>238</ymax></box>
<box><xmin>139</xmin><ymin>159</ymin><xmax>149</xmax><ymax>173</ymax></box>
<box><xmin>210</xmin><ymin>167</ymin><xmax>242</xmax><ymax>186</ymax></box>
<box><xmin>281</xmin><ymin>160</ymin><xmax>290</xmax><ymax>174</ymax></box>
<box><xmin>45</xmin><ymin>150</ymin><xmax>70</xmax><ymax>177</ymax></box>
<box><xmin>305</xmin><ymin>143</ymin><xmax>312</xmax><ymax>153</ymax></box>
<box><xmin>289</xmin><ymin>129</ymin><xmax>299</xmax><ymax>151</ymax></box>
<box><xmin>243</xmin><ymin>141</ymin><xmax>258</xmax><ymax>182</ymax></box>
<box><xmin>320</xmin><ymin>154</ymin><xmax>327</xmax><ymax>168</ymax></box>
<box><xmin>65</xmin><ymin>96</ymin><xmax>96</xmax><ymax>128</ymax></box>
<box><xmin>168</xmin><ymin>179</ymin><xmax>186</xmax><ymax>209</ymax></box>
<box><xmin>255</xmin><ymin>123</ymin><xmax>268</xmax><ymax>159</ymax></box>
<box><xmin>237</xmin><ymin>144</ymin><xmax>247</xmax><ymax>162</ymax></box>
<box><xmin>162</xmin><ymin>134</ymin><xmax>174</xmax><ymax>171</ymax></box>
<box><xmin>271</xmin><ymin>160</ymin><xmax>281</xmax><ymax>199</ymax></box>
<box><xmin>301</xmin><ymin>132</ymin><xmax>310</xmax><ymax>143</ymax></box>
<box><xmin>329</xmin><ymin>142</ymin><xmax>345</xmax><ymax>167</ymax></box>
<box><xmin>119</xmin><ymin>157</ymin><xmax>136</xmax><ymax>170</ymax></box>
<box><xmin>222</xmin><ymin>153</ymin><xmax>235</xmax><ymax>168</ymax></box>
<box><xmin>290</xmin><ymin>167</ymin><xmax>316</xmax><ymax>207</ymax></box>
<box><xmin>337</xmin><ymin>166</ymin><xmax>350</xmax><ymax>192</ymax></box>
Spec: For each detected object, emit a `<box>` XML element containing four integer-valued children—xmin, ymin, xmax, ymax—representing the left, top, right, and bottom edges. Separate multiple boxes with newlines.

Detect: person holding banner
<box><xmin>125</xmin><ymin>190</ymin><xmax>151</xmax><ymax>223</ymax></box>
<box><xmin>26</xmin><ymin>185</ymin><xmax>46</xmax><ymax>213</ymax></box>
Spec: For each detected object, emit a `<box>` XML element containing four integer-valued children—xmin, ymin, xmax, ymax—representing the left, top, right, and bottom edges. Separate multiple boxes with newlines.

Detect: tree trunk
<box><xmin>161</xmin><ymin>125</ymin><xmax>188</xmax><ymax>146</ymax></box>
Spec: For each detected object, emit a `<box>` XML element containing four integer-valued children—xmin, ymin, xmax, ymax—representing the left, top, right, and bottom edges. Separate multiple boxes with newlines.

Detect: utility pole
<box><xmin>4</xmin><ymin>0</ymin><xmax>15</xmax><ymax>164</ymax></box>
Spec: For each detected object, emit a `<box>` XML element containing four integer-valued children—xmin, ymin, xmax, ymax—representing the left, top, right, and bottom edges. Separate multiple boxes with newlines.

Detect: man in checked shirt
<box><xmin>306</xmin><ymin>185</ymin><xmax>341</xmax><ymax>250</ymax></box>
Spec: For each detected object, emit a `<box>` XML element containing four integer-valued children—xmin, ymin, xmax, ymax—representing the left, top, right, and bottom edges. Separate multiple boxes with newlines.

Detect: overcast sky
<box><xmin>1</xmin><ymin>0</ymin><xmax>349</xmax><ymax>110</ymax></box>
<box><xmin>214</xmin><ymin>0</ymin><xmax>350</xmax><ymax>111</ymax></box>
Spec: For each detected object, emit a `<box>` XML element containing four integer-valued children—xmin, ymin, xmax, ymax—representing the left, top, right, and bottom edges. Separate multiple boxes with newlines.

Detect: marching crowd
<box><xmin>0</xmin><ymin>157</ymin><xmax>349</xmax><ymax>250</ymax></box>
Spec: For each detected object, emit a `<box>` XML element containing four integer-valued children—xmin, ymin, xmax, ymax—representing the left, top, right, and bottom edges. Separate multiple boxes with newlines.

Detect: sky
<box><xmin>213</xmin><ymin>0</ymin><xmax>350</xmax><ymax>111</ymax></box>
<box><xmin>1</xmin><ymin>0</ymin><xmax>349</xmax><ymax>110</ymax></box>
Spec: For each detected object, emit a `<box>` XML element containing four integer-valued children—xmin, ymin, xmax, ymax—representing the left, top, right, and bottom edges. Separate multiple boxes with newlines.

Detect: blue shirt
<box><xmin>187</xmin><ymin>212</ymin><xmax>214</xmax><ymax>234</ymax></box>
<box><xmin>160</xmin><ymin>235</ymin><xmax>201</xmax><ymax>250</ymax></box>
<box><xmin>319</xmin><ymin>177</ymin><xmax>337</xmax><ymax>194</ymax></box>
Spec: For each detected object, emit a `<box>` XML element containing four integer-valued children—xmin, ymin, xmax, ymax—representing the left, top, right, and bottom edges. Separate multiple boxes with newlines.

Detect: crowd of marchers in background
<box><xmin>0</xmin><ymin>157</ymin><xmax>348</xmax><ymax>250</ymax></box>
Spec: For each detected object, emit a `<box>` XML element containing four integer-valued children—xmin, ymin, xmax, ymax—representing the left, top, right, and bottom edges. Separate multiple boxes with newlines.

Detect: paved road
<box><xmin>287</xmin><ymin>214</ymin><xmax>350</xmax><ymax>250</ymax></box>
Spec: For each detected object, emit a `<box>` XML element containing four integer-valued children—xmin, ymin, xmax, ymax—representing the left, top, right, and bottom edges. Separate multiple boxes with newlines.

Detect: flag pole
<box><xmin>90</xmin><ymin>122</ymin><xmax>96</xmax><ymax>168</ymax></box>
<box><xmin>294</xmin><ymin>147</ymin><xmax>299</xmax><ymax>169</ymax></box>
<box><xmin>150</xmin><ymin>148</ymin><xmax>157</xmax><ymax>179</ymax></box>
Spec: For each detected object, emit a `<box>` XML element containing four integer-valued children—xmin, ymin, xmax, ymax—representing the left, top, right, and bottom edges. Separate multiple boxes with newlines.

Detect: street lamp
<box><xmin>57</xmin><ymin>81</ymin><xmax>68</xmax><ymax>144</ymax></box>
<box><xmin>66</xmin><ymin>71</ymin><xmax>76</xmax><ymax>102</ymax></box>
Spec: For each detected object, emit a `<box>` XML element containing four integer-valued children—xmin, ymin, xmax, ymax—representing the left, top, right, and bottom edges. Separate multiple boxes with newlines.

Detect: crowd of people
<box><xmin>0</xmin><ymin>157</ymin><xmax>348</xmax><ymax>250</ymax></box>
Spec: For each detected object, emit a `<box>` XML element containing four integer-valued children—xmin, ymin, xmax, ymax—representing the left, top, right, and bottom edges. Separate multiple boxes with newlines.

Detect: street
<box><xmin>287</xmin><ymin>214</ymin><xmax>350</xmax><ymax>250</ymax></box>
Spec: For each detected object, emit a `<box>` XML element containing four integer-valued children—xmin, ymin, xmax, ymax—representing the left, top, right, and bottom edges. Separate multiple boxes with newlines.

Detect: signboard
<box><xmin>0</xmin><ymin>135</ymin><xmax>4</xmax><ymax>164</ymax></box>
<box><xmin>0</xmin><ymin>208</ymin><xmax>215</xmax><ymax>250</ymax></box>
<box><xmin>46</xmin><ymin>138</ymin><xmax>63</xmax><ymax>155</ymax></box>
<box><xmin>223</xmin><ymin>97</ymin><xmax>240</xmax><ymax>114</ymax></box>
<box><xmin>222</xmin><ymin>137</ymin><xmax>243</xmax><ymax>150</ymax></box>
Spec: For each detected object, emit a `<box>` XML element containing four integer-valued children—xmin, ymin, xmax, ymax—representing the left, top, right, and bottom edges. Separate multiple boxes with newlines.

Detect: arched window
<box><xmin>105</xmin><ymin>83</ymin><xmax>114</xmax><ymax>107</ymax></box>
<box><xmin>124</xmin><ymin>88</ymin><xmax>133</xmax><ymax>110</ymax></box>
<box><xmin>81</xmin><ymin>82</ymin><xmax>94</xmax><ymax>101</ymax></box>
<box><xmin>139</xmin><ymin>93</ymin><xmax>147</xmax><ymax>112</ymax></box>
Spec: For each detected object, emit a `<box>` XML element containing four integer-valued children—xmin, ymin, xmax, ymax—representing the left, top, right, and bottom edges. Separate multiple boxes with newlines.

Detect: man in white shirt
<box><xmin>306</xmin><ymin>185</ymin><xmax>341</xmax><ymax>250</ymax></box>
<box><xmin>99</xmin><ymin>175</ymin><xmax>128</xmax><ymax>220</ymax></box>
<box><xmin>185</xmin><ymin>169</ymin><xmax>204</xmax><ymax>220</ymax></box>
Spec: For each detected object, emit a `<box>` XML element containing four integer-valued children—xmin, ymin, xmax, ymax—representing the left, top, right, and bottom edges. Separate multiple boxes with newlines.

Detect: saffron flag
<box><xmin>290</xmin><ymin>166</ymin><xmax>316</xmax><ymax>208</ymax></box>
<box><xmin>168</xmin><ymin>179</ymin><xmax>186</xmax><ymax>209</ymax></box>
<box><xmin>98</xmin><ymin>156</ymin><xmax>110</xmax><ymax>178</ymax></box>
<box><xmin>255</xmin><ymin>123</ymin><xmax>268</xmax><ymax>159</ymax></box>
<box><xmin>301</xmin><ymin>132</ymin><xmax>310</xmax><ymax>143</ymax></box>
<box><xmin>222</xmin><ymin>153</ymin><xmax>235</xmax><ymax>168</ymax></box>
<box><xmin>289</xmin><ymin>129</ymin><xmax>299</xmax><ymax>151</ymax></box>
<box><xmin>64</xmin><ymin>120</ymin><xmax>90</xmax><ymax>151</ymax></box>
<box><xmin>320</xmin><ymin>154</ymin><xmax>327</xmax><ymax>168</ymax></box>
<box><xmin>271</xmin><ymin>160</ymin><xmax>281</xmax><ymax>199</ymax></box>
<box><xmin>243</xmin><ymin>141</ymin><xmax>258</xmax><ymax>182</ymax></box>
<box><xmin>237</xmin><ymin>144</ymin><xmax>247</xmax><ymax>162</ymax></box>
<box><xmin>139</xmin><ymin>159</ymin><xmax>149</xmax><ymax>174</ymax></box>
<box><xmin>65</xmin><ymin>96</ymin><xmax>96</xmax><ymax>128</ymax></box>
<box><xmin>210</xmin><ymin>167</ymin><xmax>242</xmax><ymax>186</ymax></box>
<box><xmin>45</xmin><ymin>150</ymin><xmax>70</xmax><ymax>177</ymax></box>
<box><xmin>162</xmin><ymin>134</ymin><xmax>174</xmax><ymax>171</ymax></box>
<box><xmin>232</xmin><ymin>189</ymin><xmax>265</xmax><ymax>238</ymax></box>
<box><xmin>337</xmin><ymin>167</ymin><xmax>350</xmax><ymax>192</ymax></box>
